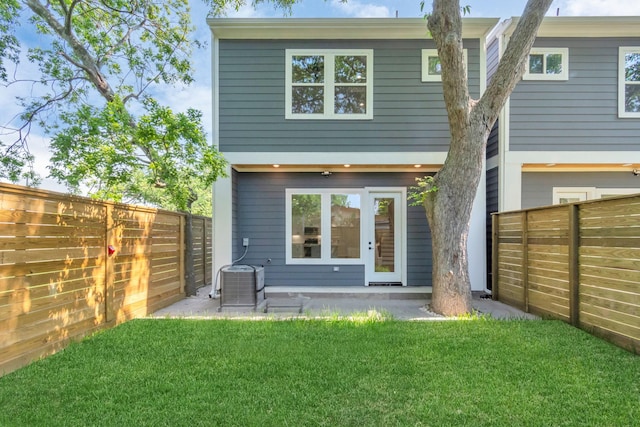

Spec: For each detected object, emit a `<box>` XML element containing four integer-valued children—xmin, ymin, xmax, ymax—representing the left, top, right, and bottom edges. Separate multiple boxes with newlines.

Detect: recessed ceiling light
<box><xmin>344</xmin><ymin>164</ymin><xmax>351</xmax><ymax>168</ymax></box>
<box><xmin>414</xmin><ymin>164</ymin><xmax>422</xmax><ymax>168</ymax></box>
<box><xmin>273</xmin><ymin>164</ymin><xmax>280</xmax><ymax>168</ymax></box>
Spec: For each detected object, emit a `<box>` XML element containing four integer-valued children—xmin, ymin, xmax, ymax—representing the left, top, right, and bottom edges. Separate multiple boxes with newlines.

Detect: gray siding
<box><xmin>219</xmin><ymin>39</ymin><xmax>481</xmax><ymax>153</ymax></box>
<box><xmin>486</xmin><ymin>118</ymin><xmax>499</xmax><ymax>159</ymax></box>
<box><xmin>231</xmin><ymin>168</ymin><xmax>239</xmax><ymax>257</ymax></box>
<box><xmin>485</xmin><ymin>167</ymin><xmax>499</xmax><ymax>290</ymax></box>
<box><xmin>234</xmin><ymin>172</ymin><xmax>432</xmax><ymax>287</ymax></box>
<box><xmin>510</xmin><ymin>37</ymin><xmax>640</xmax><ymax>151</ymax></box>
<box><xmin>486</xmin><ymin>37</ymin><xmax>500</xmax><ymax>84</ymax></box>
<box><xmin>521</xmin><ymin>172</ymin><xmax>640</xmax><ymax>209</ymax></box>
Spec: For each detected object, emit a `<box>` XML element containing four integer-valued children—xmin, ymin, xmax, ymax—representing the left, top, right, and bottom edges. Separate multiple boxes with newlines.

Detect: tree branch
<box><xmin>25</xmin><ymin>0</ymin><xmax>115</xmax><ymax>102</ymax></box>
<box><xmin>427</xmin><ymin>0</ymin><xmax>470</xmax><ymax>142</ymax></box>
<box><xmin>475</xmin><ymin>0</ymin><xmax>554</xmax><ymax>124</ymax></box>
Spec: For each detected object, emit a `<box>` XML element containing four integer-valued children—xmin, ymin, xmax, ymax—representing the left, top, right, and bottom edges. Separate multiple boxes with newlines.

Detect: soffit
<box><xmin>207</xmin><ymin>18</ymin><xmax>499</xmax><ymax>40</ymax></box>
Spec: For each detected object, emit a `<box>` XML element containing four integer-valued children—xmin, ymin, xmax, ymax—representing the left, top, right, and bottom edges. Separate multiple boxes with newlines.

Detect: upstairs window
<box><xmin>285</xmin><ymin>49</ymin><xmax>373</xmax><ymax>120</ymax></box>
<box><xmin>523</xmin><ymin>48</ymin><xmax>568</xmax><ymax>81</ymax></box>
<box><xmin>619</xmin><ymin>47</ymin><xmax>640</xmax><ymax>118</ymax></box>
<box><xmin>421</xmin><ymin>49</ymin><xmax>468</xmax><ymax>82</ymax></box>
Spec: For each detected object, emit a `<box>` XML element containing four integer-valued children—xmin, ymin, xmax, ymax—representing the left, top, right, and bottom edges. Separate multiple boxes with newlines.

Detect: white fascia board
<box><xmin>207</xmin><ymin>18</ymin><xmax>499</xmax><ymax>40</ymax></box>
<box><xmin>506</xmin><ymin>151</ymin><xmax>640</xmax><ymax>164</ymax></box>
<box><xmin>469</xmin><ymin>159</ymin><xmax>487</xmax><ymax>292</ymax></box>
<box><xmin>501</xmin><ymin>16</ymin><xmax>640</xmax><ymax>38</ymax></box>
<box><xmin>212</xmin><ymin>165</ymin><xmax>233</xmax><ymax>280</ymax></box>
<box><xmin>223</xmin><ymin>151</ymin><xmax>448</xmax><ymax>166</ymax></box>
<box><xmin>211</xmin><ymin>35</ymin><xmax>219</xmax><ymax>151</ymax></box>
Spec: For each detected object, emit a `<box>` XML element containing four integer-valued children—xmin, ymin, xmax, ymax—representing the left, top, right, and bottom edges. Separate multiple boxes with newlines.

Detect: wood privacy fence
<box><xmin>492</xmin><ymin>194</ymin><xmax>640</xmax><ymax>354</ymax></box>
<box><xmin>0</xmin><ymin>183</ymin><xmax>212</xmax><ymax>375</ymax></box>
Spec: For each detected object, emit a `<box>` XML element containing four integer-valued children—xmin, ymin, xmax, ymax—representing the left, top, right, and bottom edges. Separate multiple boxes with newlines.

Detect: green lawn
<box><xmin>1</xmin><ymin>317</ymin><xmax>638</xmax><ymax>426</ymax></box>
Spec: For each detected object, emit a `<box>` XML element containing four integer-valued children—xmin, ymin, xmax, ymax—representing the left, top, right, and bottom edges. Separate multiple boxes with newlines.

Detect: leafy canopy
<box><xmin>0</xmin><ymin>0</ymin><xmax>305</xmax><ymax>211</ymax></box>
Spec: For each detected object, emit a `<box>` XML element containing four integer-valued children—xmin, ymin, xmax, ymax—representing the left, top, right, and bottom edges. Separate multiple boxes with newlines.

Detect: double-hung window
<box><xmin>286</xmin><ymin>189</ymin><xmax>363</xmax><ymax>264</ymax></box>
<box><xmin>285</xmin><ymin>50</ymin><xmax>373</xmax><ymax>119</ymax></box>
<box><xmin>619</xmin><ymin>47</ymin><xmax>640</xmax><ymax>118</ymax></box>
<box><xmin>523</xmin><ymin>48</ymin><xmax>568</xmax><ymax>81</ymax></box>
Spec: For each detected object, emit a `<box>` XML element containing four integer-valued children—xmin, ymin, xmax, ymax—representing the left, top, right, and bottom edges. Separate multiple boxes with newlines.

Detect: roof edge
<box><xmin>207</xmin><ymin>17</ymin><xmax>500</xmax><ymax>40</ymax></box>
<box><xmin>501</xmin><ymin>16</ymin><xmax>640</xmax><ymax>38</ymax></box>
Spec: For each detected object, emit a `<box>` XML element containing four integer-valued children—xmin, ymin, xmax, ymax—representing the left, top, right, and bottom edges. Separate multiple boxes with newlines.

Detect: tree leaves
<box><xmin>49</xmin><ymin>96</ymin><xmax>226</xmax><ymax>211</ymax></box>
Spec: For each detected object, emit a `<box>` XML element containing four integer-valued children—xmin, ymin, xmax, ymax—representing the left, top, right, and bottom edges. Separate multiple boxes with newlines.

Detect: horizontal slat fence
<box><xmin>1</xmin><ymin>183</ymin><xmax>212</xmax><ymax>375</ymax></box>
<box><xmin>493</xmin><ymin>194</ymin><xmax>640</xmax><ymax>354</ymax></box>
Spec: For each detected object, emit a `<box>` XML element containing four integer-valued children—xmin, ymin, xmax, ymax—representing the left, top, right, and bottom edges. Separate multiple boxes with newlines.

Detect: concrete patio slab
<box><xmin>149</xmin><ymin>285</ymin><xmax>538</xmax><ymax>321</ymax></box>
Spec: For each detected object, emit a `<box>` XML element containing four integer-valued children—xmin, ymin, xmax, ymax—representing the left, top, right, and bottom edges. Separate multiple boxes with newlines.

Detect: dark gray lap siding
<box><xmin>521</xmin><ymin>171</ymin><xmax>640</xmax><ymax>209</ymax></box>
<box><xmin>233</xmin><ymin>171</ymin><xmax>432</xmax><ymax>287</ymax></box>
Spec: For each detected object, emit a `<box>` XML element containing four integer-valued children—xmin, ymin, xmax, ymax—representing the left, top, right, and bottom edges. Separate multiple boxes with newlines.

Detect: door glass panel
<box><xmin>373</xmin><ymin>197</ymin><xmax>395</xmax><ymax>272</ymax></box>
<box><xmin>331</xmin><ymin>194</ymin><xmax>360</xmax><ymax>259</ymax></box>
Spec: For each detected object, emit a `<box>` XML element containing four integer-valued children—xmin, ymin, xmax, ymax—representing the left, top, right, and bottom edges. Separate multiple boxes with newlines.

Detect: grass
<box><xmin>0</xmin><ymin>318</ymin><xmax>638</xmax><ymax>426</ymax></box>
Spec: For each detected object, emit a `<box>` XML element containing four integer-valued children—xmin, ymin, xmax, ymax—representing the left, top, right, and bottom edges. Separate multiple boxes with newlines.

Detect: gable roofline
<box><xmin>207</xmin><ymin>18</ymin><xmax>499</xmax><ymax>40</ymax></box>
<box><xmin>499</xmin><ymin>16</ymin><xmax>640</xmax><ymax>39</ymax></box>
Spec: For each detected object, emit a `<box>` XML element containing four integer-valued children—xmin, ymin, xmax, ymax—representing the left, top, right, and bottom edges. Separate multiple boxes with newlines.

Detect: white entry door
<box><xmin>365</xmin><ymin>191</ymin><xmax>404</xmax><ymax>286</ymax></box>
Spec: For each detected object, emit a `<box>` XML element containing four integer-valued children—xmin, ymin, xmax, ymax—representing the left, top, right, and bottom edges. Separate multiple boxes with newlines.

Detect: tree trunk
<box><xmin>424</xmin><ymin>0</ymin><xmax>553</xmax><ymax>316</ymax></box>
<box><xmin>184</xmin><ymin>210</ymin><xmax>196</xmax><ymax>296</ymax></box>
<box><xmin>425</xmin><ymin>122</ymin><xmax>487</xmax><ymax>316</ymax></box>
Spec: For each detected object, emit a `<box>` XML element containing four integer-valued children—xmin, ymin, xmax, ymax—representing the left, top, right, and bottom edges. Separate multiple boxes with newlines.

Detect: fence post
<box><xmin>522</xmin><ymin>211</ymin><xmax>529</xmax><ymax>313</ymax></box>
<box><xmin>491</xmin><ymin>214</ymin><xmax>499</xmax><ymax>301</ymax></box>
<box><xmin>179</xmin><ymin>214</ymin><xmax>186</xmax><ymax>294</ymax></box>
<box><xmin>105</xmin><ymin>204</ymin><xmax>115</xmax><ymax>323</ymax></box>
<box><xmin>568</xmin><ymin>203</ymin><xmax>580</xmax><ymax>327</ymax></box>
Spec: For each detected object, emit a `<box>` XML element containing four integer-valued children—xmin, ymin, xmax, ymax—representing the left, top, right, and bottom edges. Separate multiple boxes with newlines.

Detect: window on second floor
<box><xmin>619</xmin><ymin>47</ymin><xmax>640</xmax><ymax>118</ymax></box>
<box><xmin>421</xmin><ymin>49</ymin><xmax>468</xmax><ymax>82</ymax></box>
<box><xmin>285</xmin><ymin>49</ymin><xmax>373</xmax><ymax>120</ymax></box>
<box><xmin>523</xmin><ymin>48</ymin><xmax>568</xmax><ymax>81</ymax></box>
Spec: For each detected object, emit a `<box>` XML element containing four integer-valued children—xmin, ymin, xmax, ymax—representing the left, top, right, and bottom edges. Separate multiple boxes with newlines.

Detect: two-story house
<box><xmin>487</xmin><ymin>16</ymin><xmax>640</xmax><ymax>216</ymax></box>
<box><xmin>208</xmin><ymin>18</ymin><xmax>498</xmax><ymax>293</ymax></box>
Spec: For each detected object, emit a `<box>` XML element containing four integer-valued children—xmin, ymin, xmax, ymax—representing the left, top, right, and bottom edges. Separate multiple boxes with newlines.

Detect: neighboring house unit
<box><xmin>487</xmin><ymin>16</ymin><xmax>640</xmax><ymax>217</ymax></box>
<box><xmin>208</xmin><ymin>18</ymin><xmax>498</xmax><ymax>292</ymax></box>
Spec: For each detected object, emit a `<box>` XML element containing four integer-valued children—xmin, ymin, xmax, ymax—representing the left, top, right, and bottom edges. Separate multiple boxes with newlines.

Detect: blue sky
<box><xmin>3</xmin><ymin>0</ymin><xmax>640</xmax><ymax>191</ymax></box>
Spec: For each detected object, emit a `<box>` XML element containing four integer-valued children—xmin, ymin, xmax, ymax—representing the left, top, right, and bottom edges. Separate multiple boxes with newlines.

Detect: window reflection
<box><xmin>331</xmin><ymin>194</ymin><xmax>360</xmax><ymax>259</ymax></box>
<box><xmin>291</xmin><ymin>194</ymin><xmax>321</xmax><ymax>259</ymax></box>
<box><xmin>625</xmin><ymin>52</ymin><xmax>640</xmax><ymax>112</ymax></box>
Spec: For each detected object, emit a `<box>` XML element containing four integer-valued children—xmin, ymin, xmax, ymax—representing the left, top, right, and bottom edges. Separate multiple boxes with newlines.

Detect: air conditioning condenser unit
<box><xmin>219</xmin><ymin>265</ymin><xmax>265</xmax><ymax>311</ymax></box>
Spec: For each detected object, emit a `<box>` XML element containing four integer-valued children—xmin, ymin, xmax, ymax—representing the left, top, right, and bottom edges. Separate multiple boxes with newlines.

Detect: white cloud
<box><xmin>559</xmin><ymin>0</ymin><xmax>640</xmax><ymax>16</ymax></box>
<box><xmin>330</xmin><ymin>0</ymin><xmax>391</xmax><ymax>18</ymax></box>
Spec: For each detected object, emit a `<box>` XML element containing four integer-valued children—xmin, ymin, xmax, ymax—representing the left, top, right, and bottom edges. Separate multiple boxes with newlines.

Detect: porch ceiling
<box><xmin>232</xmin><ymin>164</ymin><xmax>442</xmax><ymax>173</ymax></box>
<box><xmin>522</xmin><ymin>163</ymin><xmax>639</xmax><ymax>173</ymax></box>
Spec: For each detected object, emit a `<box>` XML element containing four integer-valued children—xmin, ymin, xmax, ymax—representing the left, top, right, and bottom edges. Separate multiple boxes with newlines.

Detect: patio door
<box><xmin>365</xmin><ymin>191</ymin><xmax>404</xmax><ymax>286</ymax></box>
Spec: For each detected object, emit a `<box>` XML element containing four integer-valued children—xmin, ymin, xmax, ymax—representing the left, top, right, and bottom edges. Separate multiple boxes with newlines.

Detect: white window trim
<box><xmin>618</xmin><ymin>46</ymin><xmax>640</xmax><ymax>118</ymax></box>
<box><xmin>552</xmin><ymin>187</ymin><xmax>594</xmax><ymax>205</ymax></box>
<box><xmin>285</xmin><ymin>49</ymin><xmax>373</xmax><ymax>120</ymax></box>
<box><xmin>523</xmin><ymin>47</ymin><xmax>569</xmax><ymax>81</ymax></box>
<box><xmin>553</xmin><ymin>187</ymin><xmax>640</xmax><ymax>204</ymax></box>
<box><xmin>285</xmin><ymin>188</ymin><xmax>365</xmax><ymax>265</ymax></box>
<box><xmin>421</xmin><ymin>49</ymin><xmax>468</xmax><ymax>82</ymax></box>
<box><xmin>595</xmin><ymin>188</ymin><xmax>640</xmax><ymax>198</ymax></box>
